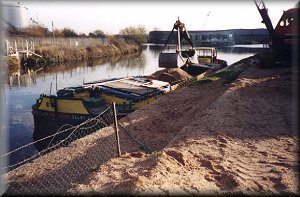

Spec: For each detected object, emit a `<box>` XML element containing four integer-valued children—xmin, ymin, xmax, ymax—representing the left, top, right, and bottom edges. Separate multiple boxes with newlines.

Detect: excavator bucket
<box><xmin>158</xmin><ymin>18</ymin><xmax>198</xmax><ymax>68</ymax></box>
<box><xmin>158</xmin><ymin>52</ymin><xmax>186</xmax><ymax>68</ymax></box>
<box><xmin>158</xmin><ymin>50</ymin><xmax>198</xmax><ymax>68</ymax></box>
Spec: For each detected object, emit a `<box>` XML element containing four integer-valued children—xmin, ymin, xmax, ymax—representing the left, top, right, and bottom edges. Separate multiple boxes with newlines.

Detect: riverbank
<box><xmin>3</xmin><ymin>50</ymin><xmax>298</xmax><ymax>195</ymax></box>
<box><xmin>7</xmin><ymin>37</ymin><xmax>141</xmax><ymax>68</ymax></box>
<box><xmin>69</xmin><ymin>52</ymin><xmax>297</xmax><ymax>195</ymax></box>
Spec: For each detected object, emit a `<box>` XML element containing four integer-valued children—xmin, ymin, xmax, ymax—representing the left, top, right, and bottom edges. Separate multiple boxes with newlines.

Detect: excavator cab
<box><xmin>254</xmin><ymin>0</ymin><xmax>299</xmax><ymax>52</ymax></box>
<box><xmin>195</xmin><ymin>47</ymin><xmax>217</xmax><ymax>64</ymax></box>
<box><xmin>273</xmin><ymin>8</ymin><xmax>298</xmax><ymax>49</ymax></box>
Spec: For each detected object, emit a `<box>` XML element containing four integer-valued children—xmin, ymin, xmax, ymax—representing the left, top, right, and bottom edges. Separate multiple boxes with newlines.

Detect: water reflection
<box><xmin>7</xmin><ymin>66</ymin><xmax>39</xmax><ymax>87</ymax></box>
<box><xmin>6</xmin><ymin>51</ymin><xmax>144</xmax><ymax>88</ymax></box>
<box><xmin>149</xmin><ymin>44</ymin><xmax>165</xmax><ymax>56</ymax></box>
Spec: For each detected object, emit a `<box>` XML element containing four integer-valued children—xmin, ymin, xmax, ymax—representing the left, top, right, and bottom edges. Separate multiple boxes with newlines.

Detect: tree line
<box><xmin>6</xmin><ymin>24</ymin><xmax>149</xmax><ymax>43</ymax></box>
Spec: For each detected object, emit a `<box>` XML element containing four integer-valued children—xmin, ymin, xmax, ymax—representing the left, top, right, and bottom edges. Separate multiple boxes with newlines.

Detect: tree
<box><xmin>94</xmin><ymin>30</ymin><xmax>106</xmax><ymax>38</ymax></box>
<box><xmin>52</xmin><ymin>29</ymin><xmax>64</xmax><ymax>37</ymax></box>
<box><xmin>88</xmin><ymin>32</ymin><xmax>96</xmax><ymax>37</ymax></box>
<box><xmin>88</xmin><ymin>29</ymin><xmax>106</xmax><ymax>38</ymax></box>
<box><xmin>79</xmin><ymin>32</ymin><xmax>88</xmax><ymax>37</ymax></box>
<box><xmin>26</xmin><ymin>24</ymin><xmax>49</xmax><ymax>37</ymax></box>
<box><xmin>62</xmin><ymin>28</ymin><xmax>78</xmax><ymax>37</ymax></box>
<box><xmin>119</xmin><ymin>25</ymin><xmax>148</xmax><ymax>43</ymax></box>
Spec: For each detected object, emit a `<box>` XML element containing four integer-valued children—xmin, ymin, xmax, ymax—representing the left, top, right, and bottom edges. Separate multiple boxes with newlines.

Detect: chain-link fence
<box><xmin>5</xmin><ymin>36</ymin><xmax>108</xmax><ymax>55</ymax></box>
<box><xmin>1</xmin><ymin>103</ymin><xmax>122</xmax><ymax>195</ymax></box>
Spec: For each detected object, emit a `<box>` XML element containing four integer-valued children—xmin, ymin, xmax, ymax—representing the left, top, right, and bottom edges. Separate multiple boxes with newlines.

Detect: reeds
<box><xmin>33</xmin><ymin>39</ymin><xmax>141</xmax><ymax>65</ymax></box>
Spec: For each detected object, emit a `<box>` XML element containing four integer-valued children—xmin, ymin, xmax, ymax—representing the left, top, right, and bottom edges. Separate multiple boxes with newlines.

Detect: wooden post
<box><xmin>14</xmin><ymin>40</ymin><xmax>19</xmax><ymax>60</ymax></box>
<box><xmin>112</xmin><ymin>102</ymin><xmax>121</xmax><ymax>157</ymax></box>
<box><xmin>55</xmin><ymin>73</ymin><xmax>58</xmax><ymax>91</ymax></box>
<box><xmin>52</xmin><ymin>20</ymin><xmax>56</xmax><ymax>43</ymax></box>
<box><xmin>26</xmin><ymin>40</ymin><xmax>29</xmax><ymax>58</ymax></box>
<box><xmin>50</xmin><ymin>82</ymin><xmax>52</xmax><ymax>95</ymax></box>
<box><xmin>21</xmin><ymin>38</ymin><xmax>24</xmax><ymax>50</ymax></box>
<box><xmin>33</xmin><ymin>40</ymin><xmax>35</xmax><ymax>52</ymax></box>
<box><xmin>5</xmin><ymin>40</ymin><xmax>9</xmax><ymax>56</ymax></box>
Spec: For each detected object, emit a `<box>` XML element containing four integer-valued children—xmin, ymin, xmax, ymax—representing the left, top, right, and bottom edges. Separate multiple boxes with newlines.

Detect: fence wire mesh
<box><xmin>1</xmin><ymin>104</ymin><xmax>120</xmax><ymax>195</ymax></box>
<box><xmin>5</xmin><ymin>36</ymin><xmax>108</xmax><ymax>53</ymax></box>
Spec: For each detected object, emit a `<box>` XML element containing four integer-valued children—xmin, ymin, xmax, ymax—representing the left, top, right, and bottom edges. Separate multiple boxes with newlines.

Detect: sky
<box><xmin>2</xmin><ymin>0</ymin><xmax>299</xmax><ymax>35</ymax></box>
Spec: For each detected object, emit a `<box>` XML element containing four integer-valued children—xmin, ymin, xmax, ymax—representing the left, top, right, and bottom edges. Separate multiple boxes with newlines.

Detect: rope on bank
<box><xmin>118</xmin><ymin>123</ymin><xmax>153</xmax><ymax>154</ymax></box>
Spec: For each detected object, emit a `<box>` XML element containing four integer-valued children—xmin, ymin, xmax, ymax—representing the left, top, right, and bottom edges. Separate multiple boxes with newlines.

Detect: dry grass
<box><xmin>31</xmin><ymin>38</ymin><xmax>141</xmax><ymax>65</ymax></box>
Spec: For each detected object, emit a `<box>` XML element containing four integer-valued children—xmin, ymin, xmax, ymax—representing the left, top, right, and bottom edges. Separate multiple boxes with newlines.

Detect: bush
<box><xmin>89</xmin><ymin>30</ymin><xmax>106</xmax><ymax>38</ymax></box>
<box><xmin>32</xmin><ymin>38</ymin><xmax>141</xmax><ymax>65</ymax></box>
<box><xmin>119</xmin><ymin>25</ymin><xmax>148</xmax><ymax>43</ymax></box>
<box><xmin>62</xmin><ymin>28</ymin><xmax>78</xmax><ymax>37</ymax></box>
<box><xmin>25</xmin><ymin>25</ymin><xmax>50</xmax><ymax>37</ymax></box>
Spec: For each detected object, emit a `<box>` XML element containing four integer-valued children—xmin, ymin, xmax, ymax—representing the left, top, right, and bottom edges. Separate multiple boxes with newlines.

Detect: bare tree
<box><xmin>119</xmin><ymin>25</ymin><xmax>148</xmax><ymax>43</ymax></box>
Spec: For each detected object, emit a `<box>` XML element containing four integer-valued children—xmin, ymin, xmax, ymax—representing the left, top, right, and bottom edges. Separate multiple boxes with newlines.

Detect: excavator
<box><xmin>158</xmin><ymin>17</ymin><xmax>198</xmax><ymax>68</ymax></box>
<box><xmin>158</xmin><ymin>18</ymin><xmax>227</xmax><ymax>71</ymax></box>
<box><xmin>254</xmin><ymin>0</ymin><xmax>298</xmax><ymax>58</ymax></box>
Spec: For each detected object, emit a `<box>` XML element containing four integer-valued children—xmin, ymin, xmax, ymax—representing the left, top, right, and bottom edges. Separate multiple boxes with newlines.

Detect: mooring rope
<box><xmin>118</xmin><ymin>123</ymin><xmax>153</xmax><ymax>154</ymax></box>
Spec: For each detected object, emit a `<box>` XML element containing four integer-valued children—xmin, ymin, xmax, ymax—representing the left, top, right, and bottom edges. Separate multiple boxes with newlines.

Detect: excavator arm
<box><xmin>254</xmin><ymin>0</ymin><xmax>299</xmax><ymax>54</ymax></box>
<box><xmin>158</xmin><ymin>18</ymin><xmax>198</xmax><ymax>68</ymax></box>
<box><xmin>162</xmin><ymin>18</ymin><xmax>194</xmax><ymax>51</ymax></box>
<box><xmin>253</xmin><ymin>0</ymin><xmax>275</xmax><ymax>40</ymax></box>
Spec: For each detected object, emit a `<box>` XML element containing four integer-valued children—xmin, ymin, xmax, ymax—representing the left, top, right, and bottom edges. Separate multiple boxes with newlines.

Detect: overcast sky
<box><xmin>2</xmin><ymin>0</ymin><xmax>299</xmax><ymax>34</ymax></box>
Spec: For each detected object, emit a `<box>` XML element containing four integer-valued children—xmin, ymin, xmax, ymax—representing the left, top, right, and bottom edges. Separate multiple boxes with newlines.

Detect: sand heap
<box><xmin>6</xmin><ymin>55</ymin><xmax>297</xmax><ymax>195</ymax></box>
<box><xmin>147</xmin><ymin>68</ymin><xmax>193</xmax><ymax>83</ymax></box>
<box><xmin>70</xmin><ymin>59</ymin><xmax>298</xmax><ymax>195</ymax></box>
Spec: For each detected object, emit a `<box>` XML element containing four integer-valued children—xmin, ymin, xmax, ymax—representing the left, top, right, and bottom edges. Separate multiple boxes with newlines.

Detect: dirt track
<box><xmin>70</xmin><ymin>56</ymin><xmax>299</xmax><ymax>195</ymax></box>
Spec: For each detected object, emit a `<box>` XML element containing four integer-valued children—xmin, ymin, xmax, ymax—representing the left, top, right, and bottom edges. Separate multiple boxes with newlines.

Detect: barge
<box><xmin>32</xmin><ymin>76</ymin><xmax>170</xmax><ymax>135</ymax></box>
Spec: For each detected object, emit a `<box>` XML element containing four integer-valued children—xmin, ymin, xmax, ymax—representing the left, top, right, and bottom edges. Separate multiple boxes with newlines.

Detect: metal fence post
<box><xmin>112</xmin><ymin>102</ymin><xmax>121</xmax><ymax>157</ymax></box>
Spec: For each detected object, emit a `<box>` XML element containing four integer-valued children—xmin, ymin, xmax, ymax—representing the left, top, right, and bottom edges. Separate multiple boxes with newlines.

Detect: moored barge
<box><xmin>32</xmin><ymin>76</ymin><xmax>171</xmax><ymax>135</ymax></box>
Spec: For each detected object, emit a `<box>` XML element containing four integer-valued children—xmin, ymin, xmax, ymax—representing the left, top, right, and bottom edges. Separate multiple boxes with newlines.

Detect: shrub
<box><xmin>119</xmin><ymin>25</ymin><xmax>148</xmax><ymax>43</ymax></box>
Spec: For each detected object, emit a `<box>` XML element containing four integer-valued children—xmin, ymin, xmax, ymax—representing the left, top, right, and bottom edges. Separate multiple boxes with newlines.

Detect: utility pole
<box><xmin>52</xmin><ymin>21</ymin><xmax>56</xmax><ymax>43</ymax></box>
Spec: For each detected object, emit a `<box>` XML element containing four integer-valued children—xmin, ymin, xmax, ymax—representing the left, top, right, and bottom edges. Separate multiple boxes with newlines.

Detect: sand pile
<box><xmin>70</xmin><ymin>60</ymin><xmax>298</xmax><ymax>195</ymax></box>
<box><xmin>147</xmin><ymin>68</ymin><xmax>193</xmax><ymax>82</ymax></box>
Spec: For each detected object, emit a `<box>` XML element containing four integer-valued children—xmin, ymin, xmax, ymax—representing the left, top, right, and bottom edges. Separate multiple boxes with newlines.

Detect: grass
<box><xmin>192</xmin><ymin>67</ymin><xmax>246</xmax><ymax>86</ymax></box>
<box><xmin>21</xmin><ymin>38</ymin><xmax>141</xmax><ymax>67</ymax></box>
<box><xmin>152</xmin><ymin>151</ymin><xmax>162</xmax><ymax>158</ymax></box>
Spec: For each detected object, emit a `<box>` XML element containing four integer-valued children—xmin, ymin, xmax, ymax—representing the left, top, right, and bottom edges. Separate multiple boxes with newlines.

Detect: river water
<box><xmin>3</xmin><ymin>44</ymin><xmax>267</xmax><ymax>167</ymax></box>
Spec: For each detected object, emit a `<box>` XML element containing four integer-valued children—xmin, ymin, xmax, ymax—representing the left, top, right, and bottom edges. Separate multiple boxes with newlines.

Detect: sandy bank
<box><xmin>69</xmin><ymin>54</ymin><xmax>298</xmax><ymax>195</ymax></box>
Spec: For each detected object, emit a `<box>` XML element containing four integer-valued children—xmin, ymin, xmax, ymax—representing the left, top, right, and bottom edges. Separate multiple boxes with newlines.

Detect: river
<box><xmin>3</xmin><ymin>44</ymin><xmax>267</xmax><ymax>167</ymax></box>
